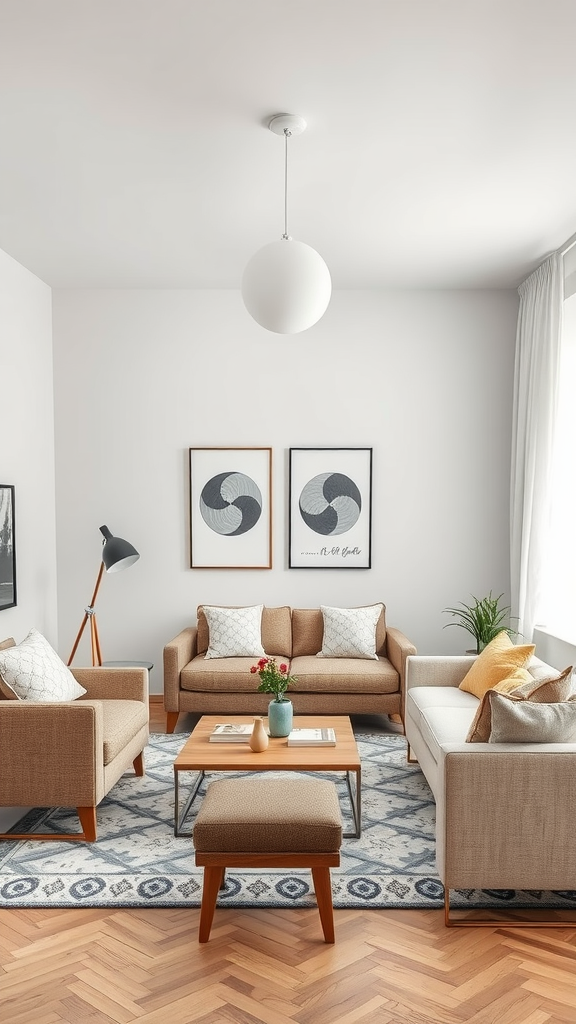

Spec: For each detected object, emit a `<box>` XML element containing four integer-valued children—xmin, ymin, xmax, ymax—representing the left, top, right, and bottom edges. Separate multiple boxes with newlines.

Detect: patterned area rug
<box><xmin>1</xmin><ymin>731</ymin><xmax>575</xmax><ymax>912</ymax></box>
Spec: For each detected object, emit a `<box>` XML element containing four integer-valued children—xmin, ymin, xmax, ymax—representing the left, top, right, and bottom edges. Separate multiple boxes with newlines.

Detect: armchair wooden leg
<box><xmin>77</xmin><ymin>806</ymin><xmax>97</xmax><ymax>841</ymax></box>
<box><xmin>166</xmin><ymin>711</ymin><xmax>180</xmax><ymax>734</ymax></box>
<box><xmin>133</xmin><ymin>751</ymin><xmax>145</xmax><ymax>776</ymax></box>
<box><xmin>0</xmin><ymin>806</ymin><xmax>98</xmax><ymax>842</ymax></box>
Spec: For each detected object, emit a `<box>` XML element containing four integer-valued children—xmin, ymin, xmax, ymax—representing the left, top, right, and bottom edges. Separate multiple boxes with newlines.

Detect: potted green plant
<box><xmin>442</xmin><ymin>591</ymin><xmax>517</xmax><ymax>654</ymax></box>
<box><xmin>250</xmin><ymin>657</ymin><xmax>297</xmax><ymax>737</ymax></box>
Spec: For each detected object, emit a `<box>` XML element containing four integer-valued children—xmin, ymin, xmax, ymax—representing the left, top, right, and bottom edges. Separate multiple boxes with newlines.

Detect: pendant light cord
<box><xmin>282</xmin><ymin>128</ymin><xmax>291</xmax><ymax>239</ymax></box>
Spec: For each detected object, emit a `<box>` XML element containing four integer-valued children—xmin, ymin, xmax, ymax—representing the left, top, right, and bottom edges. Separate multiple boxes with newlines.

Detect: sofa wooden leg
<box><xmin>166</xmin><ymin>711</ymin><xmax>180</xmax><ymax>734</ymax></box>
<box><xmin>444</xmin><ymin>887</ymin><xmax>575</xmax><ymax>928</ymax></box>
<box><xmin>133</xmin><ymin>751</ymin><xmax>145</xmax><ymax>776</ymax></box>
<box><xmin>407</xmin><ymin>745</ymin><xmax>418</xmax><ymax>764</ymax></box>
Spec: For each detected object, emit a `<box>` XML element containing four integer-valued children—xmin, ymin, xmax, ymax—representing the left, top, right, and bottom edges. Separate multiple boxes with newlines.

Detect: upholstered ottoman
<box><xmin>193</xmin><ymin>775</ymin><xmax>342</xmax><ymax>942</ymax></box>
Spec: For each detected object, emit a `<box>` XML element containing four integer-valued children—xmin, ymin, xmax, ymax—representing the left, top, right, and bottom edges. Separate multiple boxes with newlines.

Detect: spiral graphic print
<box><xmin>299</xmin><ymin>472</ymin><xmax>362</xmax><ymax>536</ymax></box>
<box><xmin>200</xmin><ymin>472</ymin><xmax>262</xmax><ymax>536</ymax></box>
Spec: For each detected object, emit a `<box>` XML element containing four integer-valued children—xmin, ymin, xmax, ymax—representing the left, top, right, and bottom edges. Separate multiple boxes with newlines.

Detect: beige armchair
<box><xmin>0</xmin><ymin>663</ymin><xmax>149</xmax><ymax>842</ymax></box>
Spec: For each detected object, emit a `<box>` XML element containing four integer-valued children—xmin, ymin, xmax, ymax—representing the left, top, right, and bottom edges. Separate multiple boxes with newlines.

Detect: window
<box><xmin>541</xmin><ymin>246</ymin><xmax>576</xmax><ymax>640</ymax></box>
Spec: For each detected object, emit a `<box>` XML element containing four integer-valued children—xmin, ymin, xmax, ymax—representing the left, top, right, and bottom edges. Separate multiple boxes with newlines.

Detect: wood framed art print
<box><xmin>0</xmin><ymin>485</ymin><xmax>16</xmax><ymax>609</ymax></box>
<box><xmin>189</xmin><ymin>447</ymin><xmax>272</xmax><ymax>569</ymax></box>
<box><xmin>289</xmin><ymin>448</ymin><xmax>372</xmax><ymax>568</ymax></box>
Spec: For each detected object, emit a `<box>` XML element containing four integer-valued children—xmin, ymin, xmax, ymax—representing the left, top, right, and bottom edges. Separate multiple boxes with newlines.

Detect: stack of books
<box><xmin>287</xmin><ymin>727</ymin><xmax>336</xmax><ymax>746</ymax></box>
<box><xmin>209</xmin><ymin>723</ymin><xmax>254</xmax><ymax>742</ymax></box>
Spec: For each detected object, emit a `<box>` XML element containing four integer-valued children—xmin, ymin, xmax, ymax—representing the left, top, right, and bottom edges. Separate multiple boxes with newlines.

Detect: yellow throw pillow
<box><xmin>459</xmin><ymin>631</ymin><xmax>535</xmax><ymax>700</ymax></box>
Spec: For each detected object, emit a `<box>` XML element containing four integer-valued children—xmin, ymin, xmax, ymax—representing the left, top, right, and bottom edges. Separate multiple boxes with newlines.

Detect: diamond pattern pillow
<box><xmin>318</xmin><ymin>604</ymin><xmax>383</xmax><ymax>660</ymax></box>
<box><xmin>0</xmin><ymin>628</ymin><xmax>87</xmax><ymax>701</ymax></box>
<box><xmin>203</xmin><ymin>605</ymin><xmax>266</xmax><ymax>660</ymax></box>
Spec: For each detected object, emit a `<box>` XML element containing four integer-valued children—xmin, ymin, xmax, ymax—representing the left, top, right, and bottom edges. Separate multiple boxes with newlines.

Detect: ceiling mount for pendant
<box><xmin>241</xmin><ymin>112</ymin><xmax>332</xmax><ymax>335</ymax></box>
<box><xmin>268</xmin><ymin>114</ymin><xmax>307</xmax><ymax>137</ymax></box>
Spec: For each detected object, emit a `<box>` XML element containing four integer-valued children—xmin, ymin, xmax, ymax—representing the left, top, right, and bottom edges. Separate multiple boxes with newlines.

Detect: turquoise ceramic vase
<box><xmin>267</xmin><ymin>698</ymin><xmax>293</xmax><ymax>737</ymax></box>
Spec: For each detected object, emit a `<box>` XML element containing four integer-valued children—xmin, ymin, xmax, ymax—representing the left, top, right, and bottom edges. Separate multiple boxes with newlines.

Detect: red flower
<box><xmin>250</xmin><ymin>665</ymin><xmax>257</xmax><ymax>673</ymax></box>
<box><xmin>279</xmin><ymin>664</ymin><xmax>288</xmax><ymax>674</ymax></box>
<box><xmin>257</xmin><ymin>657</ymin><xmax>268</xmax><ymax>669</ymax></box>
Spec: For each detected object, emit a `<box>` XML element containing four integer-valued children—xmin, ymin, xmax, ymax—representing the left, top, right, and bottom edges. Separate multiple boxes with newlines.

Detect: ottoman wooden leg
<box><xmin>311</xmin><ymin>866</ymin><xmax>335</xmax><ymax>943</ymax></box>
<box><xmin>199</xmin><ymin>865</ymin><xmax>226</xmax><ymax>942</ymax></box>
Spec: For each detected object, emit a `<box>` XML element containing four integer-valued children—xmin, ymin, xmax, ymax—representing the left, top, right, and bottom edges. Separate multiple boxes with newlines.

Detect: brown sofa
<box><xmin>163</xmin><ymin>605</ymin><xmax>416</xmax><ymax>733</ymax></box>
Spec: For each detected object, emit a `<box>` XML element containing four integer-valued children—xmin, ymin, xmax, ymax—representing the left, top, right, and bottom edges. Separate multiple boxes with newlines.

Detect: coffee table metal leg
<box><xmin>174</xmin><ymin>768</ymin><xmax>205</xmax><ymax>837</ymax></box>
<box><xmin>343</xmin><ymin>767</ymin><xmax>361</xmax><ymax>838</ymax></box>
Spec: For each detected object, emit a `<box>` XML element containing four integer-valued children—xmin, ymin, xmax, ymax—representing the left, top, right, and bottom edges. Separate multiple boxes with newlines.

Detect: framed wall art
<box><xmin>0</xmin><ymin>485</ymin><xmax>16</xmax><ymax>609</ymax></box>
<box><xmin>189</xmin><ymin>447</ymin><xmax>272</xmax><ymax>569</ymax></box>
<box><xmin>289</xmin><ymin>448</ymin><xmax>372</xmax><ymax>568</ymax></box>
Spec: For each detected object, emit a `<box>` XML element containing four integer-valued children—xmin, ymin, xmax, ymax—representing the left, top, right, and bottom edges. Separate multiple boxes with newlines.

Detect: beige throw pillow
<box><xmin>489</xmin><ymin>692</ymin><xmax>576</xmax><ymax>743</ymax></box>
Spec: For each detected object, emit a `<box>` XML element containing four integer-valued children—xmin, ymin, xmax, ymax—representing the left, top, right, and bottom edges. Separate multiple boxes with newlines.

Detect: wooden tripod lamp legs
<box><xmin>67</xmin><ymin>562</ymin><xmax>105</xmax><ymax>666</ymax></box>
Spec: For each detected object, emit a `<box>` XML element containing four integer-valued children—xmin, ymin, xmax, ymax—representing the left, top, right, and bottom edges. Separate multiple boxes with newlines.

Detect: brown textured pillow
<box><xmin>511</xmin><ymin>665</ymin><xmax>573</xmax><ymax>702</ymax></box>
<box><xmin>465</xmin><ymin>671</ymin><xmax>529</xmax><ymax>743</ymax></box>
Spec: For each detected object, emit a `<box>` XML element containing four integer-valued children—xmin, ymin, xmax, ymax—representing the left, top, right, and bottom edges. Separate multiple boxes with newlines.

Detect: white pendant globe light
<box><xmin>242</xmin><ymin>114</ymin><xmax>331</xmax><ymax>335</ymax></box>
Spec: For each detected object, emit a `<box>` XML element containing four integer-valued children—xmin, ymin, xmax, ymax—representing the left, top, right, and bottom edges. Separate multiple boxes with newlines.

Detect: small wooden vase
<box><xmin>249</xmin><ymin>716</ymin><xmax>269</xmax><ymax>752</ymax></box>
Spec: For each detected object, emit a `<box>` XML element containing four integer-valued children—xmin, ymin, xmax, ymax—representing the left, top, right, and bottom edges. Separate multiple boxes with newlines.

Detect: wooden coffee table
<box><xmin>173</xmin><ymin>714</ymin><xmax>362</xmax><ymax>839</ymax></box>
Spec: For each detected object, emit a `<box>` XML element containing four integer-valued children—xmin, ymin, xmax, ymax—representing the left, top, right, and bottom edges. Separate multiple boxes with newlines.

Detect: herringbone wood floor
<box><xmin>1</xmin><ymin>702</ymin><xmax>575</xmax><ymax>1024</ymax></box>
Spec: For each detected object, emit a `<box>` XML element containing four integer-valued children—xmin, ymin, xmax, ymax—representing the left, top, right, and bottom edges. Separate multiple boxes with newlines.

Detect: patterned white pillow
<box><xmin>203</xmin><ymin>605</ymin><xmax>266</xmax><ymax>660</ymax></box>
<box><xmin>318</xmin><ymin>604</ymin><xmax>383</xmax><ymax>660</ymax></box>
<box><xmin>0</xmin><ymin>628</ymin><xmax>87</xmax><ymax>701</ymax></box>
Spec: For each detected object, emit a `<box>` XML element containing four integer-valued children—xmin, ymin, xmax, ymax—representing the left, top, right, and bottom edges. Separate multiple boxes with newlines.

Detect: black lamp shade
<box><xmin>99</xmin><ymin>525</ymin><xmax>140</xmax><ymax>573</ymax></box>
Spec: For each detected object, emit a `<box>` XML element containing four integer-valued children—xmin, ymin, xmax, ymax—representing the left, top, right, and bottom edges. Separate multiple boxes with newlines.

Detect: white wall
<box><xmin>52</xmin><ymin>288</ymin><xmax>518</xmax><ymax>693</ymax></box>
<box><xmin>0</xmin><ymin>249</ymin><xmax>56</xmax><ymax>644</ymax></box>
<box><xmin>0</xmin><ymin>248</ymin><xmax>55</xmax><ymax>828</ymax></box>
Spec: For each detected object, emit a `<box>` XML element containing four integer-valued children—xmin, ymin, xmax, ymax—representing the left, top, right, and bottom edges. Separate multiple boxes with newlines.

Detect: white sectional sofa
<box><xmin>405</xmin><ymin>653</ymin><xmax>576</xmax><ymax>924</ymax></box>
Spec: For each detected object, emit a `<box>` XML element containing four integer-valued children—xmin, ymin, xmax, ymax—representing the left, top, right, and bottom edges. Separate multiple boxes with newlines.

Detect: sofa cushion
<box><xmin>291</xmin><ymin>606</ymin><xmax>387</xmax><ymax>658</ymax></box>
<box><xmin>0</xmin><ymin>629</ymin><xmax>87</xmax><ymax>702</ymax></box>
<box><xmin>489</xmin><ymin>691</ymin><xmax>576</xmax><ymax>743</ymax></box>
<box><xmin>101</xmin><ymin>700</ymin><xmax>149</xmax><ymax>764</ymax></box>
<box><xmin>197</xmin><ymin>605</ymin><xmax>292</xmax><ymax>658</ymax></box>
<box><xmin>458</xmin><ymin>631</ymin><xmax>535</xmax><ymax>699</ymax></box>
<box><xmin>181</xmin><ymin>655</ymin><xmax>271</xmax><ymax>693</ymax></box>
<box><xmin>419</xmin><ymin>706</ymin><xmax>479</xmax><ymax>762</ymax></box>
<box><xmin>318</xmin><ymin>603</ymin><xmax>383</xmax><ymax>659</ymax></box>
<box><xmin>289</xmin><ymin>655</ymin><xmax>398</xmax><ymax>694</ymax></box>
<box><xmin>405</xmin><ymin>688</ymin><xmax>477</xmax><ymax>761</ymax></box>
<box><xmin>201</xmin><ymin>605</ymin><xmax>266</xmax><ymax>660</ymax></box>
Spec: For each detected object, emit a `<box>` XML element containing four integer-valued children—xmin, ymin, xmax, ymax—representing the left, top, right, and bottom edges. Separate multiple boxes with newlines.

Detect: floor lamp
<box><xmin>67</xmin><ymin>525</ymin><xmax>140</xmax><ymax>667</ymax></box>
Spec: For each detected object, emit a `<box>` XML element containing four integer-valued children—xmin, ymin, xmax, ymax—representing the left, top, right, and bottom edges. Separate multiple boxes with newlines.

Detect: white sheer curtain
<box><xmin>510</xmin><ymin>252</ymin><xmax>563</xmax><ymax>641</ymax></box>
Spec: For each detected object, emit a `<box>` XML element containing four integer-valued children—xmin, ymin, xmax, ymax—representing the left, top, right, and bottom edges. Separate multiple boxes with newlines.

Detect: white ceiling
<box><xmin>1</xmin><ymin>0</ymin><xmax>576</xmax><ymax>290</ymax></box>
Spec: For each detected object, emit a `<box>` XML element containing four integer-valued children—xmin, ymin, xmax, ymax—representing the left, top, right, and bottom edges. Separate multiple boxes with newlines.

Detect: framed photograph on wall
<box><xmin>289</xmin><ymin>448</ymin><xmax>372</xmax><ymax>568</ymax></box>
<box><xmin>189</xmin><ymin>448</ymin><xmax>272</xmax><ymax>569</ymax></box>
<box><xmin>0</xmin><ymin>485</ymin><xmax>16</xmax><ymax>609</ymax></box>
